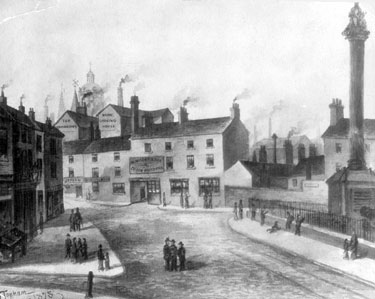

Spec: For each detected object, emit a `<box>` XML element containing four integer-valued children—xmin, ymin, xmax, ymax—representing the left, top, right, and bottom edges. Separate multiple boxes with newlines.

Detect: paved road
<box><xmin>1</xmin><ymin>203</ymin><xmax>375</xmax><ymax>299</ymax></box>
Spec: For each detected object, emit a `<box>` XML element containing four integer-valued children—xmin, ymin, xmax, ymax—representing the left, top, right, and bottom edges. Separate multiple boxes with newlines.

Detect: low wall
<box><xmin>225</xmin><ymin>185</ymin><xmax>328</xmax><ymax>207</ymax></box>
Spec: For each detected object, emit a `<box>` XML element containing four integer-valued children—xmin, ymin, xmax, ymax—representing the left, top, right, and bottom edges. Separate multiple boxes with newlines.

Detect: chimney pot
<box><xmin>230</xmin><ymin>102</ymin><xmax>240</xmax><ymax>120</ymax></box>
<box><xmin>179</xmin><ymin>106</ymin><xmax>188</xmax><ymax>124</ymax></box>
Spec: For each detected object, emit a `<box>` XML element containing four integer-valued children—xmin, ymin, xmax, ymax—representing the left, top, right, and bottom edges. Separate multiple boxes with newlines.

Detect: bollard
<box><xmin>86</xmin><ymin>271</ymin><xmax>94</xmax><ymax>298</ymax></box>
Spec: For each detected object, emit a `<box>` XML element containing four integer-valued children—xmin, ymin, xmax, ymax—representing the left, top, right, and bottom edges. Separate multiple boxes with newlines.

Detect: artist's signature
<box><xmin>0</xmin><ymin>289</ymin><xmax>64</xmax><ymax>299</ymax></box>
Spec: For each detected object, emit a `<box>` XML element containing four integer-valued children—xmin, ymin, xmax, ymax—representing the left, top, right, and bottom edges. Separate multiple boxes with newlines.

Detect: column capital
<box><xmin>342</xmin><ymin>3</ymin><xmax>370</xmax><ymax>41</ymax></box>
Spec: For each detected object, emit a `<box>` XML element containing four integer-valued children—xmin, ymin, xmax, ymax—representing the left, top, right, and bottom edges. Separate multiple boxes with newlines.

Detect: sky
<box><xmin>0</xmin><ymin>0</ymin><xmax>375</xmax><ymax>142</ymax></box>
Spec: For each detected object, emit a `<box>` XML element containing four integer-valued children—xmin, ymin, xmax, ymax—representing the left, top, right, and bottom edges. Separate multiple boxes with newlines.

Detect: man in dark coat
<box><xmin>74</xmin><ymin>208</ymin><xmax>82</xmax><ymax>231</ymax></box>
<box><xmin>251</xmin><ymin>203</ymin><xmax>256</xmax><ymax>221</ymax></box>
<box><xmin>69</xmin><ymin>209</ymin><xmax>75</xmax><ymax>232</ymax></box>
<box><xmin>82</xmin><ymin>238</ymin><xmax>88</xmax><ymax>260</ymax></box>
<box><xmin>177</xmin><ymin>241</ymin><xmax>186</xmax><ymax>271</ymax></box>
<box><xmin>72</xmin><ymin>237</ymin><xmax>78</xmax><ymax>263</ymax></box>
<box><xmin>65</xmin><ymin>234</ymin><xmax>72</xmax><ymax>259</ymax></box>
<box><xmin>239</xmin><ymin>200</ymin><xmax>243</xmax><ymax>220</ymax></box>
<box><xmin>163</xmin><ymin>237</ymin><xmax>170</xmax><ymax>271</ymax></box>
<box><xmin>350</xmin><ymin>230</ymin><xmax>358</xmax><ymax>259</ymax></box>
<box><xmin>97</xmin><ymin>244</ymin><xmax>105</xmax><ymax>271</ymax></box>
<box><xmin>295</xmin><ymin>214</ymin><xmax>305</xmax><ymax>236</ymax></box>
<box><xmin>260</xmin><ymin>208</ymin><xmax>268</xmax><ymax>226</ymax></box>
<box><xmin>285</xmin><ymin>212</ymin><xmax>294</xmax><ymax>231</ymax></box>
<box><xmin>169</xmin><ymin>239</ymin><xmax>178</xmax><ymax>271</ymax></box>
<box><xmin>208</xmin><ymin>192</ymin><xmax>213</xmax><ymax>209</ymax></box>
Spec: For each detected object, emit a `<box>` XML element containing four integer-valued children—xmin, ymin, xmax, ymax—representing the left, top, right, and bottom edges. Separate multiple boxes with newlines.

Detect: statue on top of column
<box><xmin>342</xmin><ymin>2</ymin><xmax>370</xmax><ymax>40</ymax></box>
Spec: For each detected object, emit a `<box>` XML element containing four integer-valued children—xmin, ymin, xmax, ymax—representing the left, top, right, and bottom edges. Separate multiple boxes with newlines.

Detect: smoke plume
<box><xmin>133</xmin><ymin>81</ymin><xmax>146</xmax><ymax>95</ymax></box>
<box><xmin>183</xmin><ymin>96</ymin><xmax>199</xmax><ymax>107</ymax></box>
<box><xmin>44</xmin><ymin>94</ymin><xmax>53</xmax><ymax>105</ymax></box>
<box><xmin>270</xmin><ymin>100</ymin><xmax>288</xmax><ymax>116</ymax></box>
<box><xmin>235</xmin><ymin>88</ymin><xmax>253</xmax><ymax>102</ymax></box>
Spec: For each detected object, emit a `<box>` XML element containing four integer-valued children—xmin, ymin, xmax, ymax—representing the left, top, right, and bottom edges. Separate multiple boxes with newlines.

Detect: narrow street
<box><xmin>1</xmin><ymin>202</ymin><xmax>375</xmax><ymax>299</ymax></box>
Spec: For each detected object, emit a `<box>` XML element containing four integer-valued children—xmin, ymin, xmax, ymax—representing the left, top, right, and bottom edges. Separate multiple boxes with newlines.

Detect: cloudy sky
<box><xmin>0</xmin><ymin>0</ymin><xmax>375</xmax><ymax>142</ymax></box>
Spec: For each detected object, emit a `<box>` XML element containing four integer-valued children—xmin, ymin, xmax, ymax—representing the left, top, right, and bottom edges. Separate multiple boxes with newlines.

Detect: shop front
<box><xmin>63</xmin><ymin>176</ymin><xmax>84</xmax><ymax>198</ymax></box>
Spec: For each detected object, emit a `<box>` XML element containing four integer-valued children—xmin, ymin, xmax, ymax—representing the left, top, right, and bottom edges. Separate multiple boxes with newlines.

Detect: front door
<box><xmin>130</xmin><ymin>181</ymin><xmax>147</xmax><ymax>203</ymax></box>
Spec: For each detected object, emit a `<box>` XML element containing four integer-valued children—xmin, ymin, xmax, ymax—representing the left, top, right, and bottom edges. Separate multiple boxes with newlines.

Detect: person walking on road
<box><xmin>239</xmin><ymin>200</ymin><xmax>243</xmax><ymax>220</ymax></box>
<box><xmin>260</xmin><ymin>208</ymin><xmax>268</xmax><ymax>226</ymax></box>
<box><xmin>97</xmin><ymin>244</ymin><xmax>105</xmax><ymax>271</ymax></box>
<box><xmin>177</xmin><ymin>241</ymin><xmax>186</xmax><ymax>271</ymax></box>
<box><xmin>295</xmin><ymin>214</ymin><xmax>305</xmax><ymax>236</ymax></box>
<box><xmin>82</xmin><ymin>238</ymin><xmax>88</xmax><ymax>260</ymax></box>
<box><xmin>350</xmin><ymin>230</ymin><xmax>358</xmax><ymax>259</ymax></box>
<box><xmin>169</xmin><ymin>239</ymin><xmax>178</xmax><ymax>271</ymax></box>
<box><xmin>105</xmin><ymin>252</ymin><xmax>110</xmax><ymax>270</ymax></box>
<box><xmin>285</xmin><ymin>211</ymin><xmax>294</xmax><ymax>231</ymax></box>
<box><xmin>72</xmin><ymin>237</ymin><xmax>78</xmax><ymax>263</ymax></box>
<box><xmin>233</xmin><ymin>202</ymin><xmax>238</xmax><ymax>220</ymax></box>
<box><xmin>343</xmin><ymin>239</ymin><xmax>349</xmax><ymax>260</ymax></box>
<box><xmin>69</xmin><ymin>209</ymin><xmax>75</xmax><ymax>232</ymax></box>
<box><xmin>163</xmin><ymin>237</ymin><xmax>171</xmax><ymax>271</ymax></box>
<box><xmin>74</xmin><ymin>208</ymin><xmax>82</xmax><ymax>231</ymax></box>
<box><xmin>65</xmin><ymin>234</ymin><xmax>72</xmax><ymax>259</ymax></box>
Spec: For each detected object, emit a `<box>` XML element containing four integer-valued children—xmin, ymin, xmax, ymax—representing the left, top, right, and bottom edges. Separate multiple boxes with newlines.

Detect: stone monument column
<box><xmin>342</xmin><ymin>2</ymin><xmax>370</xmax><ymax>170</ymax></box>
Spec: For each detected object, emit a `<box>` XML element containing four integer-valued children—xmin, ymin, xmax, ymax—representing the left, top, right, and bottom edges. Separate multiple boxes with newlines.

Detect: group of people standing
<box><xmin>163</xmin><ymin>237</ymin><xmax>186</xmax><ymax>272</ymax></box>
<box><xmin>285</xmin><ymin>212</ymin><xmax>305</xmax><ymax>236</ymax></box>
<box><xmin>343</xmin><ymin>231</ymin><xmax>359</xmax><ymax>260</ymax></box>
<box><xmin>69</xmin><ymin>208</ymin><xmax>83</xmax><ymax>232</ymax></box>
<box><xmin>97</xmin><ymin>244</ymin><xmax>111</xmax><ymax>271</ymax></box>
<box><xmin>65</xmin><ymin>233</ymin><xmax>88</xmax><ymax>263</ymax></box>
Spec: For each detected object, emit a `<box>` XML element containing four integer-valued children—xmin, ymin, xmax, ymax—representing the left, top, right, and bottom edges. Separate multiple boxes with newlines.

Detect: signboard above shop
<box><xmin>130</xmin><ymin>156</ymin><xmax>165</xmax><ymax>174</ymax></box>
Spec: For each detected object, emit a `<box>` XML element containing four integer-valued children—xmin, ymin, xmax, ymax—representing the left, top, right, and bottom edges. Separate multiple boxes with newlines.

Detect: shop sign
<box><xmin>129</xmin><ymin>156</ymin><xmax>165</xmax><ymax>174</ymax></box>
<box><xmin>63</xmin><ymin>177</ymin><xmax>84</xmax><ymax>185</ymax></box>
<box><xmin>88</xmin><ymin>176</ymin><xmax>111</xmax><ymax>182</ymax></box>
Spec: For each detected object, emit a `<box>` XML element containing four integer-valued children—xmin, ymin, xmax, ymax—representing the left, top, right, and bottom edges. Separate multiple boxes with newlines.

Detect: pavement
<box><xmin>229</xmin><ymin>216</ymin><xmax>375</xmax><ymax>286</ymax></box>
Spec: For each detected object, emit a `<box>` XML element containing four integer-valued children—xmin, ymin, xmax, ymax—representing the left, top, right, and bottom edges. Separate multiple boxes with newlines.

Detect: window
<box><xmin>0</xmin><ymin>129</ymin><xmax>7</xmax><ymax>157</ymax></box>
<box><xmin>199</xmin><ymin>177</ymin><xmax>220</xmax><ymax>195</ymax></box>
<box><xmin>92</xmin><ymin>167</ymin><xmax>99</xmax><ymax>178</ymax></box>
<box><xmin>51</xmin><ymin>162</ymin><xmax>57</xmax><ymax>178</ymax></box>
<box><xmin>165</xmin><ymin>142</ymin><xmax>172</xmax><ymax>151</ymax></box>
<box><xmin>206</xmin><ymin>154</ymin><xmax>214</xmax><ymax>167</ymax></box>
<box><xmin>36</xmin><ymin>135</ymin><xmax>42</xmax><ymax>152</ymax></box>
<box><xmin>69</xmin><ymin>155</ymin><xmax>74</xmax><ymax>163</ymax></box>
<box><xmin>69</xmin><ymin>167</ymin><xmax>74</xmax><ymax>178</ymax></box>
<box><xmin>187</xmin><ymin>155</ymin><xmax>195</xmax><ymax>168</ymax></box>
<box><xmin>114</xmin><ymin>167</ymin><xmax>121</xmax><ymax>177</ymax></box>
<box><xmin>114</xmin><ymin>152</ymin><xmax>120</xmax><ymax>161</ymax></box>
<box><xmin>113</xmin><ymin>183</ymin><xmax>125</xmax><ymax>194</ymax></box>
<box><xmin>145</xmin><ymin>143</ymin><xmax>152</xmax><ymax>153</ymax></box>
<box><xmin>166</xmin><ymin>157</ymin><xmax>173</xmax><ymax>170</ymax></box>
<box><xmin>187</xmin><ymin>140</ymin><xmax>194</xmax><ymax>149</ymax></box>
<box><xmin>147</xmin><ymin>181</ymin><xmax>160</xmax><ymax>194</ymax></box>
<box><xmin>37</xmin><ymin>159</ymin><xmax>43</xmax><ymax>178</ymax></box>
<box><xmin>292</xmin><ymin>179</ymin><xmax>298</xmax><ymax>187</ymax></box>
<box><xmin>335</xmin><ymin>143</ymin><xmax>342</xmax><ymax>153</ymax></box>
<box><xmin>92</xmin><ymin>154</ymin><xmax>98</xmax><ymax>163</ymax></box>
<box><xmin>92</xmin><ymin>182</ymin><xmax>99</xmax><ymax>193</ymax></box>
<box><xmin>206</xmin><ymin>139</ymin><xmax>213</xmax><ymax>148</ymax></box>
<box><xmin>336</xmin><ymin>163</ymin><xmax>342</xmax><ymax>171</ymax></box>
<box><xmin>50</xmin><ymin>138</ymin><xmax>57</xmax><ymax>155</ymax></box>
<box><xmin>170</xmin><ymin>179</ymin><xmax>189</xmax><ymax>195</ymax></box>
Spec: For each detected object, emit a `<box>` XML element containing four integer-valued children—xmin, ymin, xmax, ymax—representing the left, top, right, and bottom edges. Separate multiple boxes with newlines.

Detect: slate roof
<box><xmin>35</xmin><ymin>121</ymin><xmax>65</xmax><ymax>138</ymax></box>
<box><xmin>97</xmin><ymin>104</ymin><xmax>172</xmax><ymax>119</ymax></box>
<box><xmin>238</xmin><ymin>160</ymin><xmax>294</xmax><ymax>177</ymax></box>
<box><xmin>253</xmin><ymin>135</ymin><xmax>311</xmax><ymax>149</ymax></box>
<box><xmin>56</xmin><ymin>110</ymin><xmax>98</xmax><ymax>128</ymax></box>
<box><xmin>63</xmin><ymin>140</ymin><xmax>92</xmax><ymax>155</ymax></box>
<box><xmin>322</xmin><ymin>118</ymin><xmax>375</xmax><ymax>139</ymax></box>
<box><xmin>131</xmin><ymin>117</ymin><xmax>233</xmax><ymax>139</ymax></box>
<box><xmin>83</xmin><ymin>135</ymin><xmax>131</xmax><ymax>154</ymax></box>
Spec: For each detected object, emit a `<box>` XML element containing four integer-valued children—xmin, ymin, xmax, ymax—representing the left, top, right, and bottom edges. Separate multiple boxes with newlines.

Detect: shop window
<box><xmin>166</xmin><ymin>157</ymin><xmax>173</xmax><ymax>170</ymax></box>
<box><xmin>69</xmin><ymin>168</ymin><xmax>74</xmax><ymax>178</ymax></box>
<box><xmin>0</xmin><ymin>129</ymin><xmax>7</xmax><ymax>158</ymax></box>
<box><xmin>114</xmin><ymin>152</ymin><xmax>120</xmax><ymax>161</ymax></box>
<box><xmin>165</xmin><ymin>142</ymin><xmax>172</xmax><ymax>151</ymax></box>
<box><xmin>292</xmin><ymin>179</ymin><xmax>298</xmax><ymax>187</ymax></box>
<box><xmin>36</xmin><ymin>135</ymin><xmax>42</xmax><ymax>152</ymax></box>
<box><xmin>199</xmin><ymin>177</ymin><xmax>220</xmax><ymax>195</ymax></box>
<box><xmin>187</xmin><ymin>155</ymin><xmax>195</xmax><ymax>169</ymax></box>
<box><xmin>113</xmin><ymin>183</ymin><xmax>125</xmax><ymax>194</ymax></box>
<box><xmin>170</xmin><ymin>179</ymin><xmax>189</xmax><ymax>195</ymax></box>
<box><xmin>147</xmin><ymin>181</ymin><xmax>160</xmax><ymax>194</ymax></box>
<box><xmin>51</xmin><ymin>162</ymin><xmax>57</xmax><ymax>178</ymax></box>
<box><xmin>92</xmin><ymin>153</ymin><xmax>98</xmax><ymax>163</ymax></box>
<box><xmin>92</xmin><ymin>167</ymin><xmax>99</xmax><ymax>178</ymax></box>
<box><xmin>145</xmin><ymin>143</ymin><xmax>152</xmax><ymax>153</ymax></box>
<box><xmin>206</xmin><ymin>154</ymin><xmax>214</xmax><ymax>167</ymax></box>
<box><xmin>114</xmin><ymin>167</ymin><xmax>121</xmax><ymax>177</ymax></box>
<box><xmin>92</xmin><ymin>182</ymin><xmax>99</xmax><ymax>193</ymax></box>
<box><xmin>187</xmin><ymin>140</ymin><xmax>194</xmax><ymax>149</ymax></box>
<box><xmin>206</xmin><ymin>138</ymin><xmax>214</xmax><ymax>148</ymax></box>
<box><xmin>335</xmin><ymin>143</ymin><xmax>342</xmax><ymax>154</ymax></box>
<box><xmin>69</xmin><ymin>155</ymin><xmax>74</xmax><ymax>163</ymax></box>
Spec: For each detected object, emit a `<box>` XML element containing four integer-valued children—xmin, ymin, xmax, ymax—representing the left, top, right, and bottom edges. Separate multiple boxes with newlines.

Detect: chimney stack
<box><xmin>130</xmin><ymin>95</ymin><xmax>140</xmax><ymax>133</ymax></box>
<box><xmin>28</xmin><ymin>108</ymin><xmax>35</xmax><ymax>121</ymax></box>
<box><xmin>19</xmin><ymin>96</ymin><xmax>25</xmax><ymax>114</ymax></box>
<box><xmin>329</xmin><ymin>98</ymin><xmax>344</xmax><ymax>126</ymax></box>
<box><xmin>268</xmin><ymin>117</ymin><xmax>272</xmax><ymax>138</ymax></box>
<box><xmin>259</xmin><ymin>145</ymin><xmax>267</xmax><ymax>163</ymax></box>
<box><xmin>117</xmin><ymin>85</ymin><xmax>124</xmax><ymax>107</ymax></box>
<box><xmin>284</xmin><ymin>140</ymin><xmax>293</xmax><ymax>164</ymax></box>
<box><xmin>46</xmin><ymin>117</ymin><xmax>52</xmax><ymax>128</ymax></box>
<box><xmin>230</xmin><ymin>102</ymin><xmax>240</xmax><ymax>120</ymax></box>
<box><xmin>298</xmin><ymin>143</ymin><xmax>306</xmax><ymax>162</ymax></box>
<box><xmin>179</xmin><ymin>106</ymin><xmax>188</xmax><ymax>124</ymax></box>
<box><xmin>0</xmin><ymin>89</ymin><xmax>7</xmax><ymax>105</ymax></box>
<box><xmin>309</xmin><ymin>144</ymin><xmax>317</xmax><ymax>157</ymax></box>
<box><xmin>76</xmin><ymin>101</ymin><xmax>87</xmax><ymax>116</ymax></box>
<box><xmin>90</xmin><ymin>121</ymin><xmax>95</xmax><ymax>141</ymax></box>
<box><xmin>272</xmin><ymin>133</ymin><xmax>278</xmax><ymax>164</ymax></box>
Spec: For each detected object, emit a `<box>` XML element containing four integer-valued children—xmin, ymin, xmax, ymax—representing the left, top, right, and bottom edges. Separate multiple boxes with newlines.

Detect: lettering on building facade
<box><xmin>129</xmin><ymin>156</ymin><xmax>165</xmax><ymax>174</ymax></box>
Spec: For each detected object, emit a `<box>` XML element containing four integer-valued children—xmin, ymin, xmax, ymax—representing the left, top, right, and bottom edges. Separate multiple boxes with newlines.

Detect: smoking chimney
<box><xmin>117</xmin><ymin>84</ymin><xmax>124</xmax><ymax>107</ymax></box>
<box><xmin>0</xmin><ymin>89</ymin><xmax>7</xmax><ymax>105</ymax></box>
<box><xmin>130</xmin><ymin>95</ymin><xmax>140</xmax><ymax>133</ymax></box>
<box><xmin>230</xmin><ymin>102</ymin><xmax>240</xmax><ymax>120</ymax></box>
<box><xmin>179</xmin><ymin>106</ymin><xmax>188</xmax><ymax>124</ymax></box>
<box><xmin>284</xmin><ymin>140</ymin><xmax>293</xmax><ymax>164</ymax></box>
<box><xmin>329</xmin><ymin>98</ymin><xmax>344</xmax><ymax>126</ymax></box>
<box><xmin>28</xmin><ymin>108</ymin><xmax>35</xmax><ymax>121</ymax></box>
<box><xmin>76</xmin><ymin>101</ymin><xmax>87</xmax><ymax>116</ymax></box>
<box><xmin>268</xmin><ymin>117</ymin><xmax>272</xmax><ymax>138</ymax></box>
<box><xmin>19</xmin><ymin>95</ymin><xmax>25</xmax><ymax>114</ymax></box>
<box><xmin>272</xmin><ymin>133</ymin><xmax>278</xmax><ymax>164</ymax></box>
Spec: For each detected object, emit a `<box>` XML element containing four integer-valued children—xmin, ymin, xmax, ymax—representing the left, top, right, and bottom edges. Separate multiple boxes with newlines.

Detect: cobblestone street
<box><xmin>1</xmin><ymin>202</ymin><xmax>375</xmax><ymax>298</ymax></box>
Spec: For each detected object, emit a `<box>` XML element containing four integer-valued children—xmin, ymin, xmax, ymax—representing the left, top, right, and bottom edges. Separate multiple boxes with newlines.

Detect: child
<box><xmin>105</xmin><ymin>252</ymin><xmax>110</xmax><ymax>271</ymax></box>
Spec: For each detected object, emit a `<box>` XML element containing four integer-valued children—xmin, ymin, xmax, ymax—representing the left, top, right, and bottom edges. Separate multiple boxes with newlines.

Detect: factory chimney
<box><xmin>272</xmin><ymin>133</ymin><xmax>278</xmax><ymax>164</ymax></box>
<box><xmin>117</xmin><ymin>84</ymin><xmax>124</xmax><ymax>107</ymax></box>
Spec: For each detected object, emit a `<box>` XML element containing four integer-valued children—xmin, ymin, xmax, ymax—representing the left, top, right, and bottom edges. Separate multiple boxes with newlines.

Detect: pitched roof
<box><xmin>131</xmin><ymin>117</ymin><xmax>232</xmax><ymax>139</ymax></box>
<box><xmin>322</xmin><ymin>118</ymin><xmax>375</xmax><ymax>139</ymax></box>
<box><xmin>253</xmin><ymin>135</ymin><xmax>311</xmax><ymax>149</ymax></box>
<box><xmin>96</xmin><ymin>104</ymin><xmax>172</xmax><ymax>119</ymax></box>
<box><xmin>292</xmin><ymin>155</ymin><xmax>325</xmax><ymax>177</ymax></box>
<box><xmin>56</xmin><ymin>110</ymin><xmax>98</xmax><ymax>128</ymax></box>
<box><xmin>35</xmin><ymin>121</ymin><xmax>65</xmax><ymax>138</ymax></box>
<box><xmin>63</xmin><ymin>140</ymin><xmax>92</xmax><ymax>155</ymax></box>
<box><xmin>1</xmin><ymin>104</ymin><xmax>36</xmax><ymax>129</ymax></box>
<box><xmin>238</xmin><ymin>160</ymin><xmax>294</xmax><ymax>177</ymax></box>
<box><xmin>83</xmin><ymin>136</ymin><xmax>131</xmax><ymax>154</ymax></box>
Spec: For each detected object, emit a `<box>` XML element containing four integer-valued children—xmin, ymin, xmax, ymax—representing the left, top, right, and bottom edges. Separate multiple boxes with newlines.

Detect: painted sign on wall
<box><xmin>129</xmin><ymin>156</ymin><xmax>165</xmax><ymax>174</ymax></box>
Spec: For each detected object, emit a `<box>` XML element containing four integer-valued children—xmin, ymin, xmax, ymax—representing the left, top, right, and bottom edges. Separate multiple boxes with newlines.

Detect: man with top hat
<box><xmin>65</xmin><ymin>233</ymin><xmax>72</xmax><ymax>259</ymax></box>
<box><xmin>177</xmin><ymin>241</ymin><xmax>186</xmax><ymax>271</ymax></box>
<box><xmin>169</xmin><ymin>239</ymin><xmax>178</xmax><ymax>271</ymax></box>
<box><xmin>163</xmin><ymin>237</ymin><xmax>171</xmax><ymax>271</ymax></box>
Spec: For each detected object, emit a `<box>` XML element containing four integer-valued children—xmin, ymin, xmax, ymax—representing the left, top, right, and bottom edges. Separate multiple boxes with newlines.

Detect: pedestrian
<box><xmin>162</xmin><ymin>192</ymin><xmax>167</xmax><ymax>207</ymax></box>
<box><xmin>285</xmin><ymin>211</ymin><xmax>294</xmax><ymax>231</ymax></box>
<box><xmin>239</xmin><ymin>200</ymin><xmax>243</xmax><ymax>220</ymax></box>
<box><xmin>69</xmin><ymin>209</ymin><xmax>75</xmax><ymax>232</ymax></box>
<box><xmin>260</xmin><ymin>208</ymin><xmax>268</xmax><ymax>226</ymax></box>
<box><xmin>233</xmin><ymin>202</ymin><xmax>238</xmax><ymax>220</ymax></box>
<box><xmin>203</xmin><ymin>192</ymin><xmax>208</xmax><ymax>209</ymax></box>
<box><xmin>180</xmin><ymin>192</ymin><xmax>184</xmax><ymax>209</ymax></box>
<box><xmin>82</xmin><ymin>238</ymin><xmax>88</xmax><ymax>260</ymax></box>
<box><xmin>349</xmin><ymin>230</ymin><xmax>358</xmax><ymax>259</ymax></box>
<box><xmin>77</xmin><ymin>238</ymin><xmax>83</xmax><ymax>261</ymax></box>
<box><xmin>343</xmin><ymin>239</ymin><xmax>349</xmax><ymax>260</ymax></box>
<box><xmin>169</xmin><ymin>239</ymin><xmax>178</xmax><ymax>271</ymax></box>
<box><xmin>163</xmin><ymin>237</ymin><xmax>171</xmax><ymax>271</ymax></box>
<box><xmin>295</xmin><ymin>214</ymin><xmax>305</xmax><ymax>236</ymax></box>
<box><xmin>184</xmin><ymin>192</ymin><xmax>190</xmax><ymax>209</ymax></box>
<box><xmin>208</xmin><ymin>192</ymin><xmax>213</xmax><ymax>209</ymax></box>
<box><xmin>267</xmin><ymin>221</ymin><xmax>281</xmax><ymax>233</ymax></box>
<box><xmin>251</xmin><ymin>203</ymin><xmax>256</xmax><ymax>221</ymax></box>
<box><xmin>72</xmin><ymin>237</ymin><xmax>78</xmax><ymax>263</ymax></box>
<box><xmin>105</xmin><ymin>252</ymin><xmax>110</xmax><ymax>270</ymax></box>
<box><xmin>97</xmin><ymin>244</ymin><xmax>105</xmax><ymax>271</ymax></box>
<box><xmin>177</xmin><ymin>241</ymin><xmax>186</xmax><ymax>271</ymax></box>
<box><xmin>75</xmin><ymin>208</ymin><xmax>82</xmax><ymax>231</ymax></box>
<box><xmin>39</xmin><ymin>211</ymin><xmax>44</xmax><ymax>234</ymax></box>
<box><xmin>65</xmin><ymin>234</ymin><xmax>72</xmax><ymax>259</ymax></box>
